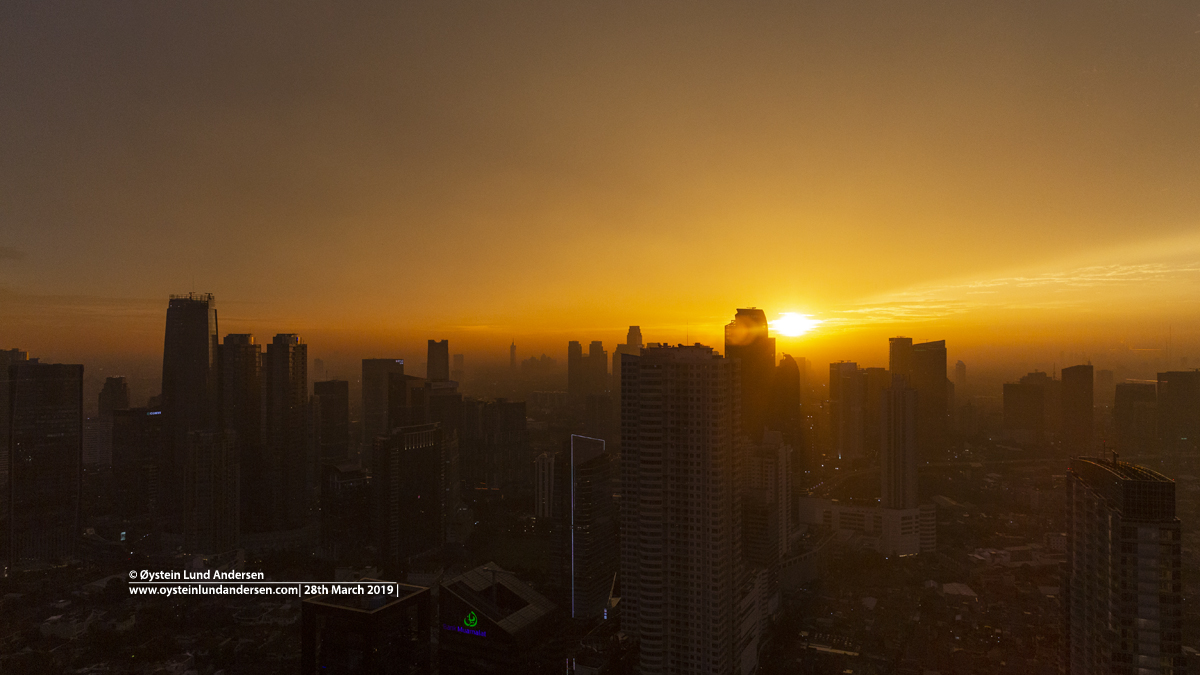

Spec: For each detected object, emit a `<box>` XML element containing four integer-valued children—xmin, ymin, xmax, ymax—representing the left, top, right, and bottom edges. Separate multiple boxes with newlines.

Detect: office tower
<box><xmin>112</xmin><ymin>407</ymin><xmax>164</xmax><ymax>519</ymax></box>
<box><xmin>452</xmin><ymin>353</ymin><xmax>465</xmax><ymax>382</ymax></box>
<box><xmin>954</xmin><ymin>360</ymin><xmax>966</xmax><ymax>393</ymax></box>
<box><xmin>563</xmin><ymin>435</ymin><xmax>618</xmax><ymax>621</ymax></box>
<box><xmin>862</xmin><ymin>366</ymin><xmax>890</xmax><ymax>463</ymax></box>
<box><xmin>182</xmin><ymin>429</ymin><xmax>239</xmax><ymax>553</ymax></box>
<box><xmin>302</xmin><ymin>582</ymin><xmax>432</xmax><ymax>675</ymax></box>
<box><xmin>362</xmin><ymin>358</ymin><xmax>405</xmax><ymax>451</ymax></box>
<box><xmin>460</xmin><ymin>399</ymin><xmax>528</xmax><ymax>494</ymax></box>
<box><xmin>881</xmin><ymin>375</ymin><xmax>918</xmax><ymax>510</ymax></box>
<box><xmin>1061</xmin><ymin>365</ymin><xmax>1094</xmax><ymax>456</ymax></box>
<box><xmin>96</xmin><ymin>376</ymin><xmax>129</xmax><ymax>468</ymax></box>
<box><xmin>743</xmin><ymin>431</ymin><xmax>790</xmax><ymax>609</ymax></box>
<box><xmin>725</xmin><ymin>308</ymin><xmax>776</xmax><ymax>441</ymax></box>
<box><xmin>218</xmin><ymin>334</ymin><xmax>261</xmax><ymax>531</ymax></box>
<box><xmin>1003</xmin><ymin>381</ymin><xmax>1045</xmax><ymax>439</ymax></box>
<box><xmin>427</xmin><ymin>340</ymin><xmax>450</xmax><ymax>382</ymax></box>
<box><xmin>620</xmin><ymin>344</ymin><xmax>757</xmax><ymax>675</ymax></box>
<box><xmin>769</xmin><ymin>354</ymin><xmax>802</xmax><ymax>447</ymax></box>
<box><xmin>1097</xmin><ymin>369</ymin><xmax>1116</xmax><ymax>406</ymax></box>
<box><xmin>320</xmin><ymin>462</ymin><xmax>371</xmax><ymax>557</ymax></box>
<box><xmin>373</xmin><ymin>423</ymin><xmax>446</xmax><ymax>575</ymax></box>
<box><xmin>0</xmin><ymin>348</ymin><xmax>29</xmax><ymax>550</ymax></box>
<box><xmin>161</xmin><ymin>293</ymin><xmax>219</xmax><ymax>529</ymax></box>
<box><xmin>510</xmin><ymin>341</ymin><xmax>517</xmax><ymax>371</ymax></box>
<box><xmin>569</xmin><ymin>340</ymin><xmax>609</xmax><ymax>402</ymax></box>
<box><xmin>587</xmin><ymin>341</ymin><xmax>609</xmax><ymax>394</ymax></box>
<box><xmin>534</xmin><ymin>452</ymin><xmax>554</xmax><ymax>520</ymax></box>
<box><xmin>612</xmin><ymin>326</ymin><xmax>645</xmax><ymax>439</ymax></box>
<box><xmin>567</xmin><ymin>341</ymin><xmax>584</xmax><ymax>401</ymax></box>
<box><xmin>1156</xmin><ymin>370</ymin><xmax>1200</xmax><ymax>451</ymax></box>
<box><xmin>263</xmin><ymin>334</ymin><xmax>309</xmax><ymax>530</ymax></box>
<box><xmin>311</xmin><ymin>357</ymin><xmax>326</xmax><ymax>383</ymax></box>
<box><xmin>1114</xmin><ymin>383</ymin><xmax>1158</xmax><ymax>453</ymax></box>
<box><xmin>314</xmin><ymin>380</ymin><xmax>350</xmax><ymax>463</ymax></box>
<box><xmin>6</xmin><ymin>360</ymin><xmax>83</xmax><ymax>568</ymax></box>
<box><xmin>829</xmin><ymin>362</ymin><xmax>865</xmax><ymax>462</ymax></box>
<box><xmin>1065</xmin><ymin>457</ymin><xmax>1181</xmax><ymax>674</ymax></box>
<box><xmin>888</xmin><ymin>337</ymin><xmax>914</xmax><ymax>380</ymax></box>
<box><xmin>911</xmin><ymin>340</ymin><xmax>948</xmax><ymax>460</ymax></box>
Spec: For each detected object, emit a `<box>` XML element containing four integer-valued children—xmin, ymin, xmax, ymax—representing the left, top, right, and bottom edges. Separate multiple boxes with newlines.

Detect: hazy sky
<box><xmin>3</xmin><ymin>1</ymin><xmax>1199</xmax><ymax>370</ymax></box>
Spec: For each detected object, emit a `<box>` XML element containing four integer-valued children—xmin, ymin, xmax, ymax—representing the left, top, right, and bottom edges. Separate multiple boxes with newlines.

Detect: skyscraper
<box><xmin>1156</xmin><ymin>370</ymin><xmax>1200</xmax><ymax>451</ymax></box>
<box><xmin>567</xmin><ymin>340</ymin><xmax>609</xmax><ymax>401</ymax></box>
<box><xmin>911</xmin><ymin>340</ymin><xmax>948</xmax><ymax>461</ymax></box>
<box><xmin>888</xmin><ymin>337</ymin><xmax>913</xmax><ymax>380</ymax></box>
<box><xmin>182</xmin><ymin>429</ymin><xmax>239</xmax><ymax>553</ymax></box>
<box><xmin>6</xmin><ymin>360</ymin><xmax>83</xmax><ymax>569</ymax></box>
<box><xmin>219</xmin><ymin>334</ymin><xmax>261</xmax><ymax>532</ymax></box>
<box><xmin>534</xmin><ymin>452</ymin><xmax>554</xmax><ymax>520</ymax></box>
<box><xmin>563</xmin><ymin>434</ymin><xmax>617</xmax><ymax>621</ymax></box>
<box><xmin>611</xmin><ymin>326</ymin><xmax>645</xmax><ymax>440</ymax></box>
<box><xmin>96</xmin><ymin>376</ymin><xmax>129</xmax><ymax>468</ymax></box>
<box><xmin>828</xmin><ymin>362</ymin><xmax>865</xmax><ymax>462</ymax></box>
<box><xmin>620</xmin><ymin>344</ymin><xmax>757</xmax><ymax>675</ymax></box>
<box><xmin>567</xmin><ymin>340</ymin><xmax>584</xmax><ymax>402</ymax></box>
<box><xmin>427</xmin><ymin>340</ymin><xmax>450</xmax><ymax>382</ymax></box>
<box><xmin>161</xmin><ymin>293</ymin><xmax>219</xmax><ymax>529</ymax></box>
<box><xmin>263</xmin><ymin>334</ymin><xmax>309</xmax><ymax>530</ymax></box>
<box><xmin>112</xmin><ymin>407</ymin><xmax>163</xmax><ymax>520</ymax></box>
<box><xmin>725</xmin><ymin>308</ymin><xmax>775</xmax><ymax>441</ymax></box>
<box><xmin>373</xmin><ymin>423</ymin><xmax>447</xmax><ymax>576</ymax></box>
<box><xmin>0</xmin><ymin>348</ymin><xmax>29</xmax><ymax>554</ymax></box>
<box><xmin>1065</xmin><ymin>457</ymin><xmax>1181</xmax><ymax>674</ymax></box>
<box><xmin>881</xmin><ymin>375</ymin><xmax>917</xmax><ymax>510</ymax></box>
<box><xmin>314</xmin><ymin>380</ymin><xmax>350</xmax><ymax>463</ymax></box>
<box><xmin>509</xmin><ymin>341</ymin><xmax>516</xmax><ymax>371</ymax></box>
<box><xmin>1115</xmin><ymin>383</ymin><xmax>1158</xmax><ymax>453</ymax></box>
<box><xmin>362</xmin><ymin>358</ymin><xmax>405</xmax><ymax>452</ymax></box>
<box><xmin>1061</xmin><ymin>365</ymin><xmax>1094</xmax><ymax>456</ymax></box>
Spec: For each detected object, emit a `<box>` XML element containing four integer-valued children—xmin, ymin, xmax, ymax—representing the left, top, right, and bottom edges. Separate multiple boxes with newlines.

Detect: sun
<box><xmin>770</xmin><ymin>312</ymin><xmax>821</xmax><ymax>337</ymax></box>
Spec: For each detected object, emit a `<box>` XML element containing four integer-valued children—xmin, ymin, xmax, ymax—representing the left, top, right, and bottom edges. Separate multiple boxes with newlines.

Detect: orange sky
<box><xmin>2</xmin><ymin>2</ymin><xmax>1199</xmax><ymax>377</ymax></box>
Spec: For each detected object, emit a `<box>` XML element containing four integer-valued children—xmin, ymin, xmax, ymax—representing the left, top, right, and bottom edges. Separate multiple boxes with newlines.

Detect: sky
<box><xmin>2</xmin><ymin>1</ymin><xmax>1200</xmax><ymax>380</ymax></box>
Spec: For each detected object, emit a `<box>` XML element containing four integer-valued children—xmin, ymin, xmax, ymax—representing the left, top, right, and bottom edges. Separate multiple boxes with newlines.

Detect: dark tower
<box><xmin>314</xmin><ymin>380</ymin><xmax>350</xmax><ymax>463</ymax></box>
<box><xmin>219</xmin><ymin>334</ymin><xmax>261</xmax><ymax>532</ymax></box>
<box><xmin>97</xmin><ymin>376</ymin><xmax>130</xmax><ymax>468</ymax></box>
<box><xmin>1061</xmin><ymin>365</ymin><xmax>1094</xmax><ymax>456</ymax></box>
<box><xmin>881</xmin><ymin>374</ymin><xmax>918</xmax><ymax>510</ymax></box>
<box><xmin>427</xmin><ymin>340</ymin><xmax>450</xmax><ymax>382</ymax></box>
<box><xmin>911</xmin><ymin>340</ymin><xmax>948</xmax><ymax>461</ymax></box>
<box><xmin>264</xmin><ymin>334</ymin><xmax>309</xmax><ymax>530</ymax></box>
<box><xmin>725</xmin><ymin>308</ymin><xmax>775</xmax><ymax>441</ymax></box>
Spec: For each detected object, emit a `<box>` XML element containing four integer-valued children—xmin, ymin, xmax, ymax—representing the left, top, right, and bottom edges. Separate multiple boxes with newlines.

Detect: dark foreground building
<box><xmin>1065</xmin><ymin>457</ymin><xmax>1181</xmax><ymax>675</ymax></box>
<box><xmin>301</xmin><ymin>581</ymin><xmax>432</xmax><ymax>674</ymax></box>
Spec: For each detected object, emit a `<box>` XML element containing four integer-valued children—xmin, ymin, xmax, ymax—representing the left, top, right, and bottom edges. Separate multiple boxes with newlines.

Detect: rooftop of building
<box><xmin>442</xmin><ymin>562</ymin><xmax>556</xmax><ymax>636</ymax></box>
<box><xmin>1071</xmin><ymin>457</ymin><xmax>1172</xmax><ymax>484</ymax></box>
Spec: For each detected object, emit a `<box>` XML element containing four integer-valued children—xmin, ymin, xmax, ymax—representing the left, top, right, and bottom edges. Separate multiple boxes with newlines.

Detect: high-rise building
<box><xmin>1061</xmin><ymin>365</ymin><xmax>1094</xmax><ymax>456</ymax></box>
<box><xmin>725</xmin><ymin>308</ymin><xmax>775</xmax><ymax>441</ymax></box>
<box><xmin>362</xmin><ymin>358</ymin><xmax>405</xmax><ymax>453</ymax></box>
<box><xmin>1003</xmin><ymin>381</ymin><xmax>1045</xmax><ymax>439</ymax></box>
<box><xmin>182</xmin><ymin>429</ymin><xmax>239</xmax><ymax>553</ymax></box>
<box><xmin>461</xmin><ymin>399</ymin><xmax>527</xmax><ymax>494</ymax></box>
<box><xmin>218</xmin><ymin>334</ymin><xmax>261</xmax><ymax>532</ymax></box>
<box><xmin>954</xmin><ymin>360</ymin><xmax>967</xmax><ymax>393</ymax></box>
<box><xmin>302</xmin><ymin>582</ymin><xmax>432</xmax><ymax>675</ymax></box>
<box><xmin>263</xmin><ymin>334</ymin><xmax>309</xmax><ymax>530</ymax></box>
<box><xmin>1156</xmin><ymin>370</ymin><xmax>1200</xmax><ymax>451</ymax></box>
<box><xmin>742</xmin><ymin>431</ymin><xmax>790</xmax><ymax>608</ymax></box>
<box><xmin>534</xmin><ymin>452</ymin><xmax>554</xmax><ymax>520</ymax></box>
<box><xmin>373</xmin><ymin>423</ymin><xmax>447</xmax><ymax>575</ymax></box>
<box><xmin>620</xmin><ymin>344</ymin><xmax>758</xmax><ymax>675</ymax></box>
<box><xmin>510</xmin><ymin>341</ymin><xmax>517</xmax><ymax>371</ymax></box>
<box><xmin>96</xmin><ymin>376</ymin><xmax>129</xmax><ymax>468</ymax></box>
<box><xmin>911</xmin><ymin>340</ymin><xmax>948</xmax><ymax>460</ymax></box>
<box><xmin>769</xmin><ymin>354</ymin><xmax>802</xmax><ymax>448</ymax></box>
<box><xmin>611</xmin><ymin>326</ymin><xmax>645</xmax><ymax>441</ymax></box>
<box><xmin>427</xmin><ymin>340</ymin><xmax>450</xmax><ymax>382</ymax></box>
<box><xmin>112</xmin><ymin>407</ymin><xmax>164</xmax><ymax>520</ymax></box>
<box><xmin>829</xmin><ymin>362</ymin><xmax>865</xmax><ymax>462</ymax></box>
<box><xmin>314</xmin><ymin>380</ymin><xmax>350</xmax><ymax>463</ymax></box>
<box><xmin>888</xmin><ymin>337</ymin><xmax>913</xmax><ymax>380</ymax></box>
<box><xmin>1115</xmin><ymin>383</ymin><xmax>1158</xmax><ymax>453</ymax></box>
<box><xmin>563</xmin><ymin>435</ymin><xmax>617</xmax><ymax>621</ymax></box>
<box><xmin>862</xmin><ymin>366</ymin><xmax>890</xmax><ymax>464</ymax></box>
<box><xmin>881</xmin><ymin>374</ymin><xmax>917</xmax><ymax>510</ymax></box>
<box><xmin>0</xmin><ymin>348</ymin><xmax>29</xmax><ymax>558</ymax></box>
<box><xmin>1065</xmin><ymin>457</ymin><xmax>1181</xmax><ymax>674</ymax></box>
<box><xmin>161</xmin><ymin>293</ymin><xmax>219</xmax><ymax>529</ymax></box>
<box><xmin>6</xmin><ymin>360</ymin><xmax>83</xmax><ymax>569</ymax></box>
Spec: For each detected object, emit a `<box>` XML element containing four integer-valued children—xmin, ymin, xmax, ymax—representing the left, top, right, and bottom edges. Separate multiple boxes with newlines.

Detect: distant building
<box><xmin>96</xmin><ymin>376</ymin><xmax>129</xmax><ymax>468</ymax></box>
<box><xmin>725</xmin><ymin>308</ymin><xmax>776</xmax><ymax>441</ymax></box>
<box><xmin>182</xmin><ymin>429</ymin><xmax>239</xmax><ymax>553</ymax></box>
<box><xmin>314</xmin><ymin>380</ymin><xmax>350</xmax><ymax>463</ymax></box>
<box><xmin>1065</xmin><ymin>457</ymin><xmax>1181</xmax><ymax>674</ymax></box>
<box><xmin>742</xmin><ymin>431</ymin><xmax>791</xmax><ymax>613</ymax></box>
<box><xmin>888</xmin><ymin>337</ymin><xmax>913</xmax><ymax>380</ymax></box>
<box><xmin>263</xmin><ymin>334</ymin><xmax>309</xmax><ymax>531</ymax></box>
<box><xmin>1114</xmin><ymin>382</ymin><xmax>1157</xmax><ymax>453</ymax></box>
<box><xmin>611</xmin><ymin>326</ymin><xmax>644</xmax><ymax>445</ymax></box>
<box><xmin>112</xmin><ymin>407</ymin><xmax>164</xmax><ymax>520</ymax></box>
<box><xmin>1061</xmin><ymin>365</ymin><xmax>1093</xmax><ymax>455</ymax></box>
<box><xmin>798</xmin><ymin>498</ymin><xmax>934</xmax><ymax>558</ymax></box>
<box><xmin>911</xmin><ymin>340</ymin><xmax>948</xmax><ymax>461</ymax></box>
<box><xmin>568</xmin><ymin>341</ymin><xmax>608</xmax><ymax>402</ymax></box>
<box><xmin>1096</xmin><ymin>369</ymin><xmax>1115</xmax><ymax>406</ymax></box>
<box><xmin>301</xmin><ymin>582</ymin><xmax>432</xmax><ymax>675</ymax></box>
<box><xmin>373</xmin><ymin>423</ymin><xmax>448</xmax><ymax>575</ymax></box>
<box><xmin>361</xmin><ymin>358</ymin><xmax>405</xmax><ymax>454</ymax></box>
<box><xmin>219</xmin><ymin>334</ymin><xmax>262</xmax><ymax>533</ymax></box>
<box><xmin>427</xmin><ymin>340</ymin><xmax>450</xmax><ymax>382</ymax></box>
<box><xmin>319</xmin><ymin>462</ymin><xmax>370</xmax><ymax>558</ymax></box>
<box><xmin>509</xmin><ymin>341</ymin><xmax>516</xmax><ymax>371</ymax></box>
<box><xmin>563</xmin><ymin>435</ymin><xmax>617</xmax><ymax>621</ymax></box>
<box><xmin>954</xmin><ymin>360</ymin><xmax>966</xmax><ymax>393</ymax></box>
<box><xmin>461</xmin><ymin>399</ymin><xmax>527</xmax><ymax>495</ymax></box>
<box><xmin>534</xmin><ymin>452</ymin><xmax>554</xmax><ymax>520</ymax></box>
<box><xmin>1157</xmin><ymin>370</ymin><xmax>1200</xmax><ymax>451</ymax></box>
<box><xmin>5</xmin><ymin>359</ymin><xmax>83</xmax><ymax>569</ymax></box>
<box><xmin>829</xmin><ymin>362</ymin><xmax>865</xmax><ymax>462</ymax></box>
<box><xmin>881</xmin><ymin>374</ymin><xmax>917</xmax><ymax>510</ymax></box>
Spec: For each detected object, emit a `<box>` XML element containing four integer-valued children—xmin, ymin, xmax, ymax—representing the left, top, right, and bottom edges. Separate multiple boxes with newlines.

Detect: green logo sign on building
<box><xmin>463</xmin><ymin>611</ymin><xmax>478</xmax><ymax>628</ymax></box>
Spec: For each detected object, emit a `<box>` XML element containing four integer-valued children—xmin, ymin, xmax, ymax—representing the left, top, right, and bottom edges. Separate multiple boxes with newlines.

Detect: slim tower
<box><xmin>881</xmin><ymin>375</ymin><xmax>918</xmax><ymax>510</ymax></box>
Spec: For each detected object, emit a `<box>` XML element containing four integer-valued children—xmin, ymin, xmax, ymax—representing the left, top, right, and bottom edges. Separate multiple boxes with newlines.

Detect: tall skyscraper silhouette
<box><xmin>0</xmin><ymin>348</ymin><xmax>29</xmax><ymax>552</ymax></box>
<box><xmin>427</xmin><ymin>340</ymin><xmax>450</xmax><ymax>382</ymax></box>
<box><xmin>5</xmin><ymin>360</ymin><xmax>83</xmax><ymax>569</ymax></box>
<box><xmin>219</xmin><ymin>334</ymin><xmax>262</xmax><ymax>532</ymax></box>
<box><xmin>1065</xmin><ymin>457</ymin><xmax>1181</xmax><ymax>674</ymax></box>
<box><xmin>373</xmin><ymin>423</ymin><xmax>447</xmax><ymax>577</ymax></box>
<box><xmin>1061</xmin><ymin>364</ymin><xmax>1094</xmax><ymax>456</ymax></box>
<box><xmin>563</xmin><ymin>434</ymin><xmax>617</xmax><ymax>621</ymax></box>
<box><xmin>112</xmin><ymin>407</ymin><xmax>163</xmax><ymax>520</ymax></box>
<box><xmin>620</xmin><ymin>344</ymin><xmax>757</xmax><ymax>675</ymax></box>
<box><xmin>182</xmin><ymin>429</ymin><xmax>239</xmax><ymax>552</ymax></box>
<box><xmin>1114</xmin><ymin>383</ymin><xmax>1157</xmax><ymax>453</ymax></box>
<box><xmin>829</xmin><ymin>362</ymin><xmax>865</xmax><ymax>462</ymax></box>
<box><xmin>612</xmin><ymin>326</ymin><xmax>645</xmax><ymax>439</ymax></box>
<box><xmin>881</xmin><ymin>374</ymin><xmax>917</xmax><ymax>510</ymax></box>
<box><xmin>510</xmin><ymin>341</ymin><xmax>517</xmax><ymax>371</ymax></box>
<box><xmin>96</xmin><ymin>376</ymin><xmax>129</xmax><ymax>468</ymax></box>
<box><xmin>1156</xmin><ymin>370</ymin><xmax>1200</xmax><ymax>451</ymax></box>
<box><xmin>888</xmin><ymin>337</ymin><xmax>913</xmax><ymax>380</ymax></box>
<box><xmin>314</xmin><ymin>380</ymin><xmax>350</xmax><ymax>463</ymax></box>
<box><xmin>954</xmin><ymin>359</ymin><xmax>967</xmax><ymax>392</ymax></box>
<box><xmin>725</xmin><ymin>308</ymin><xmax>775</xmax><ymax>441</ymax></box>
<box><xmin>362</xmin><ymin>358</ymin><xmax>405</xmax><ymax>454</ymax></box>
<box><xmin>161</xmin><ymin>293</ymin><xmax>219</xmax><ymax>529</ymax></box>
<box><xmin>568</xmin><ymin>340</ymin><xmax>609</xmax><ymax>401</ymax></box>
<box><xmin>264</xmin><ymin>334</ymin><xmax>309</xmax><ymax>530</ymax></box>
<box><xmin>911</xmin><ymin>340</ymin><xmax>948</xmax><ymax>461</ymax></box>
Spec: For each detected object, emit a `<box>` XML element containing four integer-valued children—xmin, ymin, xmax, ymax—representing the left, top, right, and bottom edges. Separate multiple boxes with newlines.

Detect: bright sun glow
<box><xmin>770</xmin><ymin>312</ymin><xmax>822</xmax><ymax>337</ymax></box>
